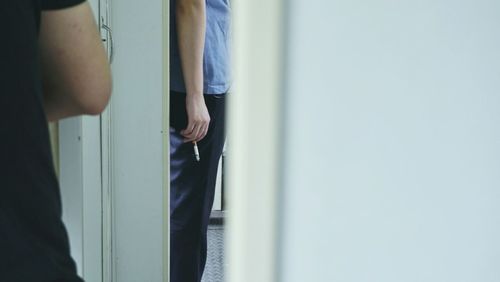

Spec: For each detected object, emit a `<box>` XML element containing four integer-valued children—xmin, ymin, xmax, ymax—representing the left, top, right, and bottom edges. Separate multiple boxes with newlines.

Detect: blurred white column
<box><xmin>227</xmin><ymin>0</ymin><xmax>285</xmax><ymax>281</ymax></box>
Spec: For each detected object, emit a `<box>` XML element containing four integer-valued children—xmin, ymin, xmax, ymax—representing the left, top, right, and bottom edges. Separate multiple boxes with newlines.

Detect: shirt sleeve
<box><xmin>41</xmin><ymin>0</ymin><xmax>86</xmax><ymax>10</ymax></box>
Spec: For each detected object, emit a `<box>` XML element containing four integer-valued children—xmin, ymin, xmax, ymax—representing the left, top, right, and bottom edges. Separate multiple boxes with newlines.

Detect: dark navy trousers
<box><xmin>170</xmin><ymin>91</ymin><xmax>226</xmax><ymax>282</ymax></box>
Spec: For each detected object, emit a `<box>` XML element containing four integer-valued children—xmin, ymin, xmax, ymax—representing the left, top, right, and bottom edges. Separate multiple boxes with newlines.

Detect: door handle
<box><xmin>101</xmin><ymin>18</ymin><xmax>115</xmax><ymax>64</ymax></box>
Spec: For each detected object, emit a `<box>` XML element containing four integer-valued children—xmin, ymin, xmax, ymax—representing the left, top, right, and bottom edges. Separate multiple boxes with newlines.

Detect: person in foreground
<box><xmin>0</xmin><ymin>1</ymin><xmax>111</xmax><ymax>281</ymax></box>
<box><xmin>169</xmin><ymin>0</ymin><xmax>231</xmax><ymax>281</ymax></box>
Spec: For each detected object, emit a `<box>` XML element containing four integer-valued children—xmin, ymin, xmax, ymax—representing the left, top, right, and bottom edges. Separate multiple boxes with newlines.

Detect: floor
<box><xmin>202</xmin><ymin>224</ymin><xmax>225</xmax><ymax>282</ymax></box>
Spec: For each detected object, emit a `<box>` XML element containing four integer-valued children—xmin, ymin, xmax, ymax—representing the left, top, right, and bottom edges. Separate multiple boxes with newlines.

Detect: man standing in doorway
<box><xmin>169</xmin><ymin>0</ymin><xmax>231</xmax><ymax>281</ymax></box>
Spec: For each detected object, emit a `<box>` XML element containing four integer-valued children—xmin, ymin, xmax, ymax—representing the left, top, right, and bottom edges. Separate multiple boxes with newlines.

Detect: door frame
<box><xmin>105</xmin><ymin>0</ymin><xmax>169</xmax><ymax>280</ymax></box>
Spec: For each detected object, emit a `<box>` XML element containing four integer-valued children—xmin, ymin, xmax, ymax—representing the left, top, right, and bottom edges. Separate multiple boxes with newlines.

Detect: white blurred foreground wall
<box><xmin>280</xmin><ymin>1</ymin><xmax>500</xmax><ymax>282</ymax></box>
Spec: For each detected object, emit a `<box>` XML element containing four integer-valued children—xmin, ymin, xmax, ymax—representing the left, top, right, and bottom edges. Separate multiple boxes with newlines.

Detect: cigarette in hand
<box><xmin>193</xmin><ymin>141</ymin><xmax>200</xmax><ymax>162</ymax></box>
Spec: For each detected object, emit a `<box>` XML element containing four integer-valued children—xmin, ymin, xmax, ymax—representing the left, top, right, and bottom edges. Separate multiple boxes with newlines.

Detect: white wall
<box><xmin>59</xmin><ymin>118</ymin><xmax>84</xmax><ymax>275</ymax></box>
<box><xmin>281</xmin><ymin>1</ymin><xmax>500</xmax><ymax>282</ymax></box>
<box><xmin>111</xmin><ymin>0</ymin><xmax>168</xmax><ymax>281</ymax></box>
<box><xmin>59</xmin><ymin>119</ymin><xmax>103</xmax><ymax>282</ymax></box>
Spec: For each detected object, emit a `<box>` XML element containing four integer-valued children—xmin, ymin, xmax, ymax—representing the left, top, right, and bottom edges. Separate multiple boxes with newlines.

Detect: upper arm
<box><xmin>39</xmin><ymin>2</ymin><xmax>111</xmax><ymax>114</ymax></box>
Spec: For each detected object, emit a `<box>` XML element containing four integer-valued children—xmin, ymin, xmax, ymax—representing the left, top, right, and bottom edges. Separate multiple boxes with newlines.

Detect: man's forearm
<box><xmin>176</xmin><ymin>0</ymin><xmax>206</xmax><ymax>97</ymax></box>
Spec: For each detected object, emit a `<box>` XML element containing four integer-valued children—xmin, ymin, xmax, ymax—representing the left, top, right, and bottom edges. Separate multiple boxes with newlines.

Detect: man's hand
<box><xmin>182</xmin><ymin>95</ymin><xmax>210</xmax><ymax>143</ymax></box>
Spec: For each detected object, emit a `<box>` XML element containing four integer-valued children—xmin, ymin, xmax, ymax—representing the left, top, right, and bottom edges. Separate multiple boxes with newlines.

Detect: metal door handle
<box><xmin>101</xmin><ymin>19</ymin><xmax>115</xmax><ymax>64</ymax></box>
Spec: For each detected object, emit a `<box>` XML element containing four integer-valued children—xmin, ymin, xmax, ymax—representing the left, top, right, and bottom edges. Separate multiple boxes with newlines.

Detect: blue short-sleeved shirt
<box><xmin>170</xmin><ymin>0</ymin><xmax>231</xmax><ymax>95</ymax></box>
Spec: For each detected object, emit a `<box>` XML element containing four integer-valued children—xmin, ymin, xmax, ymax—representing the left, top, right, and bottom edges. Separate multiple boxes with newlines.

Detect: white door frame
<box><xmin>99</xmin><ymin>0</ymin><xmax>115</xmax><ymax>280</ymax></box>
<box><xmin>107</xmin><ymin>0</ymin><xmax>169</xmax><ymax>281</ymax></box>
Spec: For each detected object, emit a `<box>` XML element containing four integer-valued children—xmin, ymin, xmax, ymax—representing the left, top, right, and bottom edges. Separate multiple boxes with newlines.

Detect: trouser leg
<box><xmin>169</xmin><ymin>92</ymin><xmax>226</xmax><ymax>282</ymax></box>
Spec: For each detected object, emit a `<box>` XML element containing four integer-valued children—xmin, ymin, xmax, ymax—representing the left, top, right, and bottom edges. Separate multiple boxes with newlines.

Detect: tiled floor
<box><xmin>202</xmin><ymin>224</ymin><xmax>225</xmax><ymax>282</ymax></box>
